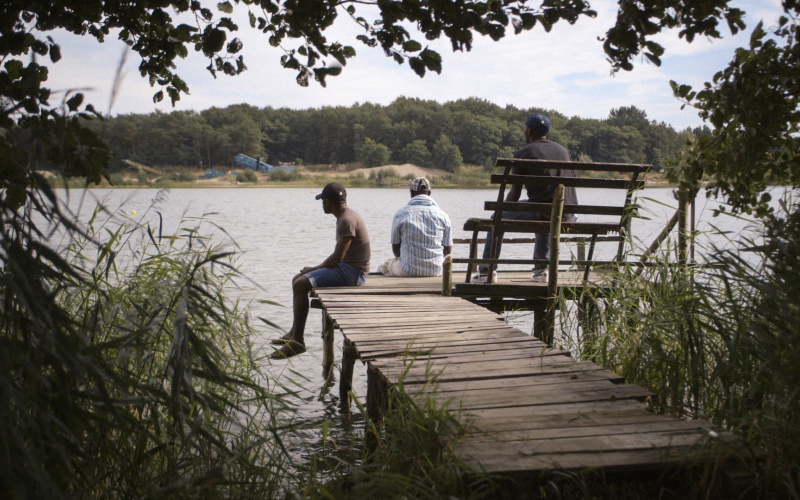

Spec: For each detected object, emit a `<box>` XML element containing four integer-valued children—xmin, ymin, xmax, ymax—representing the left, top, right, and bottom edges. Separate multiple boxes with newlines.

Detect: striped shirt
<box><xmin>391</xmin><ymin>195</ymin><xmax>453</xmax><ymax>277</ymax></box>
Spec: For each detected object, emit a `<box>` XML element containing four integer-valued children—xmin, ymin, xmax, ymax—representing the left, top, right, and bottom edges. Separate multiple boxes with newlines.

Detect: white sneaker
<box><xmin>471</xmin><ymin>271</ymin><xmax>498</xmax><ymax>283</ymax></box>
<box><xmin>531</xmin><ymin>269</ymin><xmax>548</xmax><ymax>282</ymax></box>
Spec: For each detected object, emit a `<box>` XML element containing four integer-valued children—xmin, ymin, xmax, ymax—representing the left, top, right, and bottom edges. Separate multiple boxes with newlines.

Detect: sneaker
<box><xmin>531</xmin><ymin>269</ymin><xmax>548</xmax><ymax>282</ymax></box>
<box><xmin>471</xmin><ymin>271</ymin><xmax>498</xmax><ymax>283</ymax></box>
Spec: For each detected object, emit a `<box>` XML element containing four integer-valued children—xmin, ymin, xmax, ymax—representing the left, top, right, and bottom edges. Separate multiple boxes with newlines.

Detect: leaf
<box><xmin>202</xmin><ymin>28</ymin><xmax>227</xmax><ymax>57</ymax></box>
<box><xmin>67</xmin><ymin>93</ymin><xmax>84</xmax><ymax>112</ymax></box>
<box><xmin>217</xmin><ymin>1</ymin><xmax>233</xmax><ymax>14</ymax></box>
<box><xmin>408</xmin><ymin>57</ymin><xmax>425</xmax><ymax>77</ymax></box>
<box><xmin>226</xmin><ymin>37</ymin><xmax>243</xmax><ymax>54</ymax></box>
<box><xmin>402</xmin><ymin>40</ymin><xmax>422</xmax><ymax>52</ymax></box>
<box><xmin>49</xmin><ymin>43</ymin><xmax>61</xmax><ymax>63</ymax></box>
<box><xmin>4</xmin><ymin>59</ymin><xmax>22</xmax><ymax>79</ymax></box>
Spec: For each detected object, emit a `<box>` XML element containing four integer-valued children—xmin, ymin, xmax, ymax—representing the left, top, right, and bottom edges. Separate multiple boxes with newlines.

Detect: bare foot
<box><xmin>270</xmin><ymin>329</ymin><xmax>294</xmax><ymax>345</ymax></box>
<box><xmin>269</xmin><ymin>340</ymin><xmax>306</xmax><ymax>359</ymax></box>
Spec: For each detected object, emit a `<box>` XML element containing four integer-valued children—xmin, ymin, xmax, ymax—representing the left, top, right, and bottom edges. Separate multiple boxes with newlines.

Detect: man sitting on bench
<box><xmin>472</xmin><ymin>113</ymin><xmax>578</xmax><ymax>283</ymax></box>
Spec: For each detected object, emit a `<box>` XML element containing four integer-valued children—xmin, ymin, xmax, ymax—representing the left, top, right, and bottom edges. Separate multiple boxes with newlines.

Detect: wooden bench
<box><xmin>457</xmin><ymin>158</ymin><xmax>649</xmax><ymax>285</ymax></box>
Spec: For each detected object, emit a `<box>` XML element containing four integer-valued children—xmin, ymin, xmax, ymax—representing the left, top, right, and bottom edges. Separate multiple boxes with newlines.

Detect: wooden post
<box><xmin>340</xmin><ymin>339</ymin><xmax>358</xmax><ymax>405</ymax></box>
<box><xmin>532</xmin><ymin>305</ymin><xmax>547</xmax><ymax>340</ymax></box>
<box><xmin>321</xmin><ymin>312</ymin><xmax>335</xmax><ymax>379</ymax></box>
<box><xmin>543</xmin><ymin>185</ymin><xmax>564</xmax><ymax>345</ymax></box>
<box><xmin>365</xmin><ymin>364</ymin><xmax>389</xmax><ymax>451</ymax></box>
<box><xmin>442</xmin><ymin>255</ymin><xmax>452</xmax><ymax>296</ymax></box>
<box><xmin>677</xmin><ymin>188</ymin><xmax>690</xmax><ymax>268</ymax></box>
<box><xmin>466</xmin><ymin>231</ymin><xmax>479</xmax><ymax>282</ymax></box>
<box><xmin>487</xmin><ymin>163</ymin><xmax>512</xmax><ymax>284</ymax></box>
<box><xmin>366</xmin><ymin>365</ymin><xmax>388</xmax><ymax>424</ymax></box>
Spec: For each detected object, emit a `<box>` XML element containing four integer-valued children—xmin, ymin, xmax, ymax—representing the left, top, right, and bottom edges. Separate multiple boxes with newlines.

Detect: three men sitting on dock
<box><xmin>472</xmin><ymin>113</ymin><xmax>578</xmax><ymax>283</ymax></box>
<box><xmin>271</xmin><ymin>182</ymin><xmax>371</xmax><ymax>359</ymax></box>
<box><xmin>378</xmin><ymin>176</ymin><xmax>453</xmax><ymax>277</ymax></box>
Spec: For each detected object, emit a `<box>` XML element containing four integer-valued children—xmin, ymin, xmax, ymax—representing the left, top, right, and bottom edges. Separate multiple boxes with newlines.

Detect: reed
<box><xmin>557</xmin><ymin>197</ymin><xmax>800</xmax><ymax>497</ymax></box>
<box><xmin>0</xmin><ymin>186</ymin><xmax>295</xmax><ymax>498</ymax></box>
<box><xmin>313</xmin><ymin>359</ymin><xmax>505</xmax><ymax>498</ymax></box>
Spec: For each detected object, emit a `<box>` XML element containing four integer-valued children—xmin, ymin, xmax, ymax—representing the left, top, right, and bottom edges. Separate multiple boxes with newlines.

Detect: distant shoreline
<box><xmin>47</xmin><ymin>162</ymin><xmax>675</xmax><ymax>189</ymax></box>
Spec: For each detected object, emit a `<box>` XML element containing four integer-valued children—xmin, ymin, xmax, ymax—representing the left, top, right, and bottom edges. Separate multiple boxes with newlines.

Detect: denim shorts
<box><xmin>304</xmin><ymin>262</ymin><xmax>367</xmax><ymax>288</ymax></box>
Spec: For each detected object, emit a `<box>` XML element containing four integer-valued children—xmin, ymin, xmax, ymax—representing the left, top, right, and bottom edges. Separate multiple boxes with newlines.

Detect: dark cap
<box><xmin>409</xmin><ymin>177</ymin><xmax>430</xmax><ymax>192</ymax></box>
<box><xmin>524</xmin><ymin>113</ymin><xmax>550</xmax><ymax>134</ymax></box>
<box><xmin>315</xmin><ymin>182</ymin><xmax>347</xmax><ymax>203</ymax></box>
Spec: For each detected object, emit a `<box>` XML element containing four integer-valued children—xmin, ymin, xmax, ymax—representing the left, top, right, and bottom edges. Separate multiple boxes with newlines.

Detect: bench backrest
<box><xmin>489</xmin><ymin>158</ymin><xmax>649</xmax><ymax>261</ymax></box>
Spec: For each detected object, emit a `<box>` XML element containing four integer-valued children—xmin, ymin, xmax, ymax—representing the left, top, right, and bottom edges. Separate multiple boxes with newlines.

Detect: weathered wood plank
<box><xmin>358</xmin><ymin>339</ymin><xmax>559</xmax><ymax>360</ymax></box>
<box><xmin>458</xmin><ymin>446</ymin><xmax>710</xmax><ymax>474</ymax></box>
<box><xmin>462</xmin><ymin>408</ymin><xmax>675</xmax><ymax>434</ymax></box>
<box><xmin>458</xmin><ymin>430</ymin><xmax>718</xmax><ymax>458</ymax></box>
<box><xmin>419</xmin><ymin>381</ymin><xmax>653</xmax><ymax>409</ymax></box>
<box><xmin>462</xmin><ymin>420</ymin><xmax>707</xmax><ymax>445</ymax></box>
<box><xmin>460</xmin><ymin>399</ymin><xmax>646</xmax><ymax>422</ymax></box>
<box><xmin>375</xmin><ymin>359</ymin><xmax>613</xmax><ymax>385</ymax></box>
<box><xmin>489</xmin><ymin>173</ymin><xmax>646</xmax><ymax>190</ymax></box>
<box><xmin>420</xmin><ymin>371</ymin><xmax>626</xmax><ymax>394</ymax></box>
<box><xmin>307</xmin><ymin>274</ymin><xmax>735</xmax><ymax>479</ymax></box>
<box><xmin>494</xmin><ymin>158</ymin><xmax>650</xmax><ymax>174</ymax></box>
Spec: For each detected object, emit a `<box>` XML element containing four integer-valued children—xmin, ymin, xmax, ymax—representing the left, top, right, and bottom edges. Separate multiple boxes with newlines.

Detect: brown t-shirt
<box><xmin>337</xmin><ymin>207</ymin><xmax>371</xmax><ymax>274</ymax></box>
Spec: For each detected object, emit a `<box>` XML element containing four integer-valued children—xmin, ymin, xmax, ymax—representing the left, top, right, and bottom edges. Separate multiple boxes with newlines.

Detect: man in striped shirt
<box><xmin>378</xmin><ymin>177</ymin><xmax>453</xmax><ymax>277</ymax></box>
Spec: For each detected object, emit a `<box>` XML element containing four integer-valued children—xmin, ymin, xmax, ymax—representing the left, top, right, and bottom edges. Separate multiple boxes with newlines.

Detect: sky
<box><xmin>45</xmin><ymin>0</ymin><xmax>786</xmax><ymax>130</ymax></box>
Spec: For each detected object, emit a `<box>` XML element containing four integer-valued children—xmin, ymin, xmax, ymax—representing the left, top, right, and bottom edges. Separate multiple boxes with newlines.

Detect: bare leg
<box><xmin>270</xmin><ymin>274</ymin><xmax>312</xmax><ymax>358</ymax></box>
<box><xmin>290</xmin><ymin>274</ymin><xmax>312</xmax><ymax>345</ymax></box>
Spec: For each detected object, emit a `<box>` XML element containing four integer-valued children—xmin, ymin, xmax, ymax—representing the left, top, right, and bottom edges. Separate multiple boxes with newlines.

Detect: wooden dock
<box><xmin>312</xmin><ymin>272</ymin><xmax>744</xmax><ymax>480</ymax></box>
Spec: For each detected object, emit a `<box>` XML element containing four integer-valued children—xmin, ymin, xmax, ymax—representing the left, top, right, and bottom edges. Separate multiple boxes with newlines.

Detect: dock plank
<box><xmin>309</xmin><ymin>274</ymin><xmax>740</xmax><ymax>479</ymax></box>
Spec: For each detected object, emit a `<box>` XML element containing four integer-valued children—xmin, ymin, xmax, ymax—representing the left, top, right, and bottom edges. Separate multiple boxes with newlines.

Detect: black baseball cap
<box><xmin>315</xmin><ymin>182</ymin><xmax>347</xmax><ymax>202</ymax></box>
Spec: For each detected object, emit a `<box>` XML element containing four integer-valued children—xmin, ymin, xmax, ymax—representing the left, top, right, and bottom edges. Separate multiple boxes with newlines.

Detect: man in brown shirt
<box><xmin>271</xmin><ymin>182</ymin><xmax>370</xmax><ymax>358</ymax></box>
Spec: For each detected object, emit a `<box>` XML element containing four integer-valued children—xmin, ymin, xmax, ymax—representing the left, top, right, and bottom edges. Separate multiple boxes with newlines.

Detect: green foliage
<box><xmin>356</xmin><ymin>137</ymin><xmax>391</xmax><ymax>168</ymax></box>
<box><xmin>96</xmin><ymin>100</ymin><xmax>683</xmax><ymax>172</ymax></box>
<box><xmin>603</xmin><ymin>0</ymin><xmax>746</xmax><ymax>71</ymax></box>
<box><xmin>369</xmin><ymin>167</ymin><xmax>400</xmax><ymax>186</ymax></box>
<box><xmin>431</xmin><ymin>134</ymin><xmax>464</xmax><ymax>172</ymax></box>
<box><xmin>440</xmin><ymin>165</ymin><xmax>489</xmax><ymax>187</ymax></box>
<box><xmin>670</xmin><ymin>14</ymin><xmax>800</xmax><ymax>217</ymax></box>
<box><xmin>3</xmin><ymin>0</ymin><xmax>789</xmax><ymax>208</ymax></box>
<box><xmin>169</xmin><ymin>171</ymin><xmax>196</xmax><ymax>183</ymax></box>
<box><xmin>236</xmin><ymin>168</ymin><xmax>259</xmax><ymax>183</ymax></box>
<box><xmin>0</xmin><ymin>189</ymin><xmax>291</xmax><ymax>497</ymax></box>
<box><xmin>318</xmin><ymin>361</ymin><xmax>503</xmax><ymax>498</ymax></box>
<box><xmin>2</xmin><ymin>111</ymin><xmax>110</xmax><ymax>207</ymax></box>
<box><xmin>567</xmin><ymin>196</ymin><xmax>800</xmax><ymax>496</ymax></box>
<box><xmin>398</xmin><ymin>139</ymin><xmax>432</xmax><ymax>167</ymax></box>
<box><xmin>268</xmin><ymin>167</ymin><xmax>302</xmax><ymax>182</ymax></box>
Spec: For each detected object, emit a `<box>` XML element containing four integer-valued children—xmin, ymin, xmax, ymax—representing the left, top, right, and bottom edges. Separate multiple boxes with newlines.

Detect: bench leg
<box><xmin>487</xmin><ymin>230</ymin><xmax>501</xmax><ymax>284</ymax></box>
<box><xmin>583</xmin><ymin>234</ymin><xmax>598</xmax><ymax>281</ymax></box>
<box><xmin>466</xmin><ymin>230</ymin><xmax>479</xmax><ymax>283</ymax></box>
<box><xmin>532</xmin><ymin>303</ymin><xmax>548</xmax><ymax>340</ymax></box>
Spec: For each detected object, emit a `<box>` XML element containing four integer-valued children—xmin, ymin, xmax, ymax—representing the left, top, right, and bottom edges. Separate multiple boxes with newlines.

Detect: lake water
<box><xmin>54</xmin><ymin>185</ymin><xmax>780</xmax><ymax>465</ymax></box>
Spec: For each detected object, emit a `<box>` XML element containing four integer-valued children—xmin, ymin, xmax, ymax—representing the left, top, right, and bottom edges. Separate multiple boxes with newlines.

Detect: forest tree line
<box><xmin>90</xmin><ymin>97</ymin><xmax>705</xmax><ymax>172</ymax></box>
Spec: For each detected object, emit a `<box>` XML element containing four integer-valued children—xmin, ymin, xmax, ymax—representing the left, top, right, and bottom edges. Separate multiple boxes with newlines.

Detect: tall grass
<box><xmin>312</xmin><ymin>360</ymin><xmax>504</xmax><ymax>499</ymax></box>
<box><xmin>0</xmin><ymin>185</ymin><xmax>294</xmax><ymax>498</ymax></box>
<box><xmin>559</xmin><ymin>196</ymin><xmax>800</xmax><ymax>497</ymax></box>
